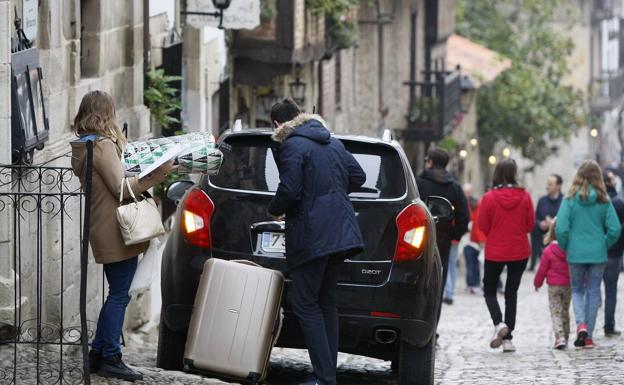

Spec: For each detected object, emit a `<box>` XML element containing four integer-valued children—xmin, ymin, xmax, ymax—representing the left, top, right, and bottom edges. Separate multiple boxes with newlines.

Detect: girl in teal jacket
<box><xmin>556</xmin><ymin>160</ymin><xmax>621</xmax><ymax>349</ymax></box>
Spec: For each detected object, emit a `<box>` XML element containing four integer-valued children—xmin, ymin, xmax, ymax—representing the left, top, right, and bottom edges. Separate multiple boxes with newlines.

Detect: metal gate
<box><xmin>0</xmin><ymin>142</ymin><xmax>94</xmax><ymax>385</ymax></box>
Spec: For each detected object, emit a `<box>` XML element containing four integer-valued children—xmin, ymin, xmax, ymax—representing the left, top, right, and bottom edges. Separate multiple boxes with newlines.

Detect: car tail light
<box><xmin>181</xmin><ymin>188</ymin><xmax>214</xmax><ymax>248</ymax></box>
<box><xmin>394</xmin><ymin>203</ymin><xmax>428</xmax><ymax>262</ymax></box>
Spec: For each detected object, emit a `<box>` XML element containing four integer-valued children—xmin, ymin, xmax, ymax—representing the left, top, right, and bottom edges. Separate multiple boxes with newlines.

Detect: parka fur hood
<box><xmin>271</xmin><ymin>113</ymin><xmax>331</xmax><ymax>143</ymax></box>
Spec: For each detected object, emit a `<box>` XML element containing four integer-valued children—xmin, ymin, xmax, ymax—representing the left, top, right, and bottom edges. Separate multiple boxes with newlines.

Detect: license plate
<box><xmin>261</xmin><ymin>232</ymin><xmax>286</xmax><ymax>253</ymax></box>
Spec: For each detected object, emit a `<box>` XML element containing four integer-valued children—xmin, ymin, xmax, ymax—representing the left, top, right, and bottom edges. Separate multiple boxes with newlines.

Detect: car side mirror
<box><xmin>426</xmin><ymin>196</ymin><xmax>454</xmax><ymax>222</ymax></box>
<box><xmin>166</xmin><ymin>180</ymin><xmax>195</xmax><ymax>204</ymax></box>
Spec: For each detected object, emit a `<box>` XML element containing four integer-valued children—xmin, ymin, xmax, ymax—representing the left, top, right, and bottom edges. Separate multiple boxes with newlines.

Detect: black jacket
<box><xmin>416</xmin><ymin>168</ymin><xmax>469</xmax><ymax>242</ymax></box>
<box><xmin>268</xmin><ymin>114</ymin><xmax>366</xmax><ymax>270</ymax></box>
<box><xmin>534</xmin><ymin>193</ymin><xmax>563</xmax><ymax>234</ymax></box>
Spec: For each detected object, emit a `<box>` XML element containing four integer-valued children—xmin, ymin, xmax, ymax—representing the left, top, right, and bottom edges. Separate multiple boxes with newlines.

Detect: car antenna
<box><xmin>312</xmin><ymin>105</ymin><xmax>316</xmax><ymax>114</ymax></box>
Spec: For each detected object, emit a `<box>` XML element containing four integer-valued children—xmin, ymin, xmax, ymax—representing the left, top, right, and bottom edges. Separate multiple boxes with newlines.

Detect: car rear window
<box><xmin>211</xmin><ymin>135</ymin><xmax>407</xmax><ymax>199</ymax></box>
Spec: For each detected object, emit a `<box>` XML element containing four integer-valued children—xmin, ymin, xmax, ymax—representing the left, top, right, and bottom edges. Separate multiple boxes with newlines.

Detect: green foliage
<box><xmin>307</xmin><ymin>0</ymin><xmax>361</xmax><ymax>48</ymax></box>
<box><xmin>438</xmin><ymin>137</ymin><xmax>459</xmax><ymax>152</ymax></box>
<box><xmin>260</xmin><ymin>0</ymin><xmax>276</xmax><ymax>23</ymax></box>
<box><xmin>145</xmin><ymin>68</ymin><xmax>183</xmax><ymax>130</ymax></box>
<box><xmin>306</xmin><ymin>0</ymin><xmax>359</xmax><ymax>16</ymax></box>
<box><xmin>455</xmin><ymin>0</ymin><xmax>587</xmax><ymax>165</ymax></box>
<box><xmin>329</xmin><ymin>18</ymin><xmax>358</xmax><ymax>49</ymax></box>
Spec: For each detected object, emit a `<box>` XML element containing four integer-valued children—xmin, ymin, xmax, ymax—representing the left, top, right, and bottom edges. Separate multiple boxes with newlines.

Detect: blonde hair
<box><xmin>567</xmin><ymin>160</ymin><xmax>609</xmax><ymax>203</ymax></box>
<box><xmin>73</xmin><ymin>90</ymin><xmax>127</xmax><ymax>149</ymax></box>
<box><xmin>543</xmin><ymin>218</ymin><xmax>557</xmax><ymax>245</ymax></box>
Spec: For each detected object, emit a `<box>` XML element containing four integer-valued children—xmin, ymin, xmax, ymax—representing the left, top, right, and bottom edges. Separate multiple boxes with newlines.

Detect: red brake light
<box><xmin>181</xmin><ymin>188</ymin><xmax>214</xmax><ymax>248</ymax></box>
<box><xmin>394</xmin><ymin>203</ymin><xmax>428</xmax><ymax>262</ymax></box>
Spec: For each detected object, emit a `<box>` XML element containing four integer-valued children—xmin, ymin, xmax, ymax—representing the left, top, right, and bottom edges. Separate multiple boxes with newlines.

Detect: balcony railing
<box><xmin>404</xmin><ymin>70</ymin><xmax>462</xmax><ymax>142</ymax></box>
<box><xmin>591</xmin><ymin>70</ymin><xmax>624</xmax><ymax>112</ymax></box>
<box><xmin>593</xmin><ymin>0</ymin><xmax>621</xmax><ymax>22</ymax></box>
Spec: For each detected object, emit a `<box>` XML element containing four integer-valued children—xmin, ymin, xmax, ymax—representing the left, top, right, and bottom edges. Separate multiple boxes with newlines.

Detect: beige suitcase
<box><xmin>183</xmin><ymin>258</ymin><xmax>284</xmax><ymax>384</ymax></box>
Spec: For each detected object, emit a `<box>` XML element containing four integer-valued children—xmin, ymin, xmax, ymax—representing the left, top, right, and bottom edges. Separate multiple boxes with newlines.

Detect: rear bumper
<box><xmin>164</xmin><ymin>303</ymin><xmax>434</xmax><ymax>361</ymax></box>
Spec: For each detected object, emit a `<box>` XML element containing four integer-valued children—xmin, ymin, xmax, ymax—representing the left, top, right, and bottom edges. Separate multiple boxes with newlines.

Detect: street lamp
<box><xmin>460</xmin><ymin>75</ymin><xmax>477</xmax><ymax>113</ymax></box>
<box><xmin>182</xmin><ymin>0</ymin><xmax>232</xmax><ymax>29</ymax></box>
<box><xmin>459</xmin><ymin>149</ymin><xmax>468</xmax><ymax>158</ymax></box>
<box><xmin>469</xmin><ymin>138</ymin><xmax>478</xmax><ymax>147</ymax></box>
<box><xmin>590</xmin><ymin>128</ymin><xmax>599</xmax><ymax>138</ymax></box>
<box><xmin>212</xmin><ymin>0</ymin><xmax>232</xmax><ymax>10</ymax></box>
<box><xmin>488</xmin><ymin>155</ymin><xmax>497</xmax><ymax>165</ymax></box>
<box><xmin>502</xmin><ymin>147</ymin><xmax>511</xmax><ymax>158</ymax></box>
<box><xmin>289</xmin><ymin>76</ymin><xmax>307</xmax><ymax>106</ymax></box>
<box><xmin>261</xmin><ymin>90</ymin><xmax>280</xmax><ymax>113</ymax></box>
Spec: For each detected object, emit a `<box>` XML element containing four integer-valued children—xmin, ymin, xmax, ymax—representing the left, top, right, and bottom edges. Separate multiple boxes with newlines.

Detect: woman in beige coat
<box><xmin>71</xmin><ymin>91</ymin><xmax>175</xmax><ymax>381</ymax></box>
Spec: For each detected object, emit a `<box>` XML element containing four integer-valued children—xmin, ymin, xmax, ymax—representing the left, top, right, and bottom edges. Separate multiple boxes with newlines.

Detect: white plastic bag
<box><xmin>129</xmin><ymin>236</ymin><xmax>165</xmax><ymax>297</ymax></box>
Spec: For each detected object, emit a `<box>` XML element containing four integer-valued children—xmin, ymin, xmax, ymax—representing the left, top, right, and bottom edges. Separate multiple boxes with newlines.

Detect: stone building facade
<box><xmin>0</xmin><ymin>0</ymin><xmax>152</xmax><ymax>333</ymax></box>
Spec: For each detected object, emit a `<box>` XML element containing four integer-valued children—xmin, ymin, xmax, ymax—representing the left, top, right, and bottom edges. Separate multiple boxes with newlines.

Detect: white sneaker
<box><xmin>490</xmin><ymin>322</ymin><xmax>509</xmax><ymax>348</ymax></box>
<box><xmin>502</xmin><ymin>339</ymin><xmax>516</xmax><ymax>352</ymax></box>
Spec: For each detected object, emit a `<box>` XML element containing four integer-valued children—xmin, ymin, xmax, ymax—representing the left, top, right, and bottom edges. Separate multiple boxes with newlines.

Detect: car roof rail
<box><xmin>232</xmin><ymin>119</ymin><xmax>243</xmax><ymax>132</ymax></box>
<box><xmin>382</xmin><ymin>129</ymin><xmax>393</xmax><ymax>142</ymax></box>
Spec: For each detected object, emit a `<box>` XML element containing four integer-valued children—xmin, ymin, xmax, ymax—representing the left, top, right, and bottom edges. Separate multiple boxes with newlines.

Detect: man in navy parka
<box><xmin>268</xmin><ymin>99</ymin><xmax>365</xmax><ymax>385</ymax></box>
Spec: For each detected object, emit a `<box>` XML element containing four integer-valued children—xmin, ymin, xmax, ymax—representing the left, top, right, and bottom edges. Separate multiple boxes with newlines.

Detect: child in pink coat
<box><xmin>534</xmin><ymin>220</ymin><xmax>571</xmax><ymax>349</ymax></box>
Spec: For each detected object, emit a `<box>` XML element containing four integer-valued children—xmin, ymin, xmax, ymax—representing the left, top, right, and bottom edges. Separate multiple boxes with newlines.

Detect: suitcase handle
<box><xmin>231</xmin><ymin>259</ymin><xmax>262</xmax><ymax>268</ymax></box>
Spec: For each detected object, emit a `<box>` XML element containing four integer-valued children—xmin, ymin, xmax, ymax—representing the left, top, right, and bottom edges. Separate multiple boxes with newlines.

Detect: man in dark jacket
<box><xmin>604</xmin><ymin>171</ymin><xmax>623</xmax><ymax>336</ymax></box>
<box><xmin>416</xmin><ymin>148</ymin><xmax>469</xmax><ymax>297</ymax></box>
<box><xmin>529</xmin><ymin>174</ymin><xmax>563</xmax><ymax>271</ymax></box>
<box><xmin>268</xmin><ymin>99</ymin><xmax>365</xmax><ymax>385</ymax></box>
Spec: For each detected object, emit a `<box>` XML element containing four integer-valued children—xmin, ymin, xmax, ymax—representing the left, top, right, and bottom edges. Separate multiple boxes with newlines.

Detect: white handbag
<box><xmin>116</xmin><ymin>178</ymin><xmax>165</xmax><ymax>245</ymax></box>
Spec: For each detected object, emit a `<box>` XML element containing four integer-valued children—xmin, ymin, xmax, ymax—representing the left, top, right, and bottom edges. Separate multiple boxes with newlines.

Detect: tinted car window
<box><xmin>211</xmin><ymin>135</ymin><xmax>407</xmax><ymax>199</ymax></box>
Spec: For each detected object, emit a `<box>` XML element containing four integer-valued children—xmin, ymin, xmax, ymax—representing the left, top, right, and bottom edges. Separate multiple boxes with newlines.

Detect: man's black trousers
<box><xmin>290</xmin><ymin>255</ymin><xmax>343</xmax><ymax>385</ymax></box>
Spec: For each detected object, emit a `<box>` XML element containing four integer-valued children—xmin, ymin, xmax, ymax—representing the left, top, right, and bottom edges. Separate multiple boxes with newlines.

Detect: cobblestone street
<box><xmin>101</xmin><ymin>267</ymin><xmax>624</xmax><ymax>385</ymax></box>
<box><xmin>2</xmin><ymin>267</ymin><xmax>623</xmax><ymax>385</ymax></box>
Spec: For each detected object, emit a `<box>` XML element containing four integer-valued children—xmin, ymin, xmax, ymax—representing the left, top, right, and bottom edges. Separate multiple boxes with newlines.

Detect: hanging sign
<box><xmin>23</xmin><ymin>0</ymin><xmax>38</xmax><ymax>41</ymax></box>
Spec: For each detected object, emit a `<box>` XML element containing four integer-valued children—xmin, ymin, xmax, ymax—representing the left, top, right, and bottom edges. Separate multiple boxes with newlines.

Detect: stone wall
<box><xmin>0</xmin><ymin>0</ymin><xmax>151</xmax><ymax>333</ymax></box>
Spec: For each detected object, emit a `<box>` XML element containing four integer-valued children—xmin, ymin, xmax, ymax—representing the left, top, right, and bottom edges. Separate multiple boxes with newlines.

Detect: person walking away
<box><xmin>478</xmin><ymin>159</ymin><xmax>535</xmax><ymax>353</ymax></box>
<box><xmin>534</xmin><ymin>220</ymin><xmax>571</xmax><ymax>349</ymax></box>
<box><xmin>603</xmin><ymin>171</ymin><xmax>624</xmax><ymax>337</ymax></box>
<box><xmin>268</xmin><ymin>99</ymin><xmax>366</xmax><ymax>385</ymax></box>
<box><xmin>555</xmin><ymin>160</ymin><xmax>621</xmax><ymax>349</ymax></box>
<box><xmin>416</xmin><ymin>148</ymin><xmax>469</xmax><ymax>305</ymax></box>
<box><xmin>529</xmin><ymin>175</ymin><xmax>563</xmax><ymax>271</ymax></box>
<box><xmin>463</xmin><ymin>183</ymin><xmax>487</xmax><ymax>295</ymax></box>
<box><xmin>70</xmin><ymin>91</ymin><xmax>176</xmax><ymax>381</ymax></box>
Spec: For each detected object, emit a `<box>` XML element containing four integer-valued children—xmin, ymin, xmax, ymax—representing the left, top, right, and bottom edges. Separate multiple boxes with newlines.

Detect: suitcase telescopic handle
<box><xmin>230</xmin><ymin>259</ymin><xmax>262</xmax><ymax>268</ymax></box>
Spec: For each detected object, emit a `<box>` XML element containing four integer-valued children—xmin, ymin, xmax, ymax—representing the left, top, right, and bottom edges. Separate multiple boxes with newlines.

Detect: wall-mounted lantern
<box><xmin>182</xmin><ymin>0</ymin><xmax>232</xmax><ymax>29</ymax></box>
<box><xmin>289</xmin><ymin>75</ymin><xmax>307</xmax><ymax>106</ymax></box>
<box><xmin>460</xmin><ymin>75</ymin><xmax>476</xmax><ymax>113</ymax></box>
<box><xmin>261</xmin><ymin>90</ymin><xmax>280</xmax><ymax>113</ymax></box>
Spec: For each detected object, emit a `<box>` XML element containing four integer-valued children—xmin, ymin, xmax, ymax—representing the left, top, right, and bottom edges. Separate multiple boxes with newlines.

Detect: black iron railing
<box><xmin>404</xmin><ymin>70</ymin><xmax>462</xmax><ymax>142</ymax></box>
<box><xmin>0</xmin><ymin>141</ymin><xmax>94</xmax><ymax>385</ymax></box>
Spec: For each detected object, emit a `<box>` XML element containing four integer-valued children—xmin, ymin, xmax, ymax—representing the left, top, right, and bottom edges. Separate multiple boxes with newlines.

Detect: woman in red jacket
<box><xmin>478</xmin><ymin>159</ymin><xmax>535</xmax><ymax>353</ymax></box>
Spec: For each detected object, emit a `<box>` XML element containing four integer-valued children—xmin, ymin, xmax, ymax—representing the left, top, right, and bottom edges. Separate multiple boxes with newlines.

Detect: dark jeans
<box><xmin>290</xmin><ymin>255</ymin><xmax>343</xmax><ymax>385</ymax></box>
<box><xmin>529</xmin><ymin>228</ymin><xmax>543</xmax><ymax>270</ymax></box>
<box><xmin>464</xmin><ymin>245</ymin><xmax>481</xmax><ymax>287</ymax></box>
<box><xmin>604</xmin><ymin>256</ymin><xmax>623</xmax><ymax>331</ymax></box>
<box><xmin>483</xmin><ymin>259</ymin><xmax>528</xmax><ymax>340</ymax></box>
<box><xmin>91</xmin><ymin>257</ymin><xmax>138</xmax><ymax>357</ymax></box>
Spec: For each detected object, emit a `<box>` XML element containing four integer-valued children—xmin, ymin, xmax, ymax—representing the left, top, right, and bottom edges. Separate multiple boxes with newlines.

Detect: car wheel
<box><xmin>156</xmin><ymin>313</ymin><xmax>187</xmax><ymax>371</ymax></box>
<box><xmin>397</xmin><ymin>334</ymin><xmax>435</xmax><ymax>385</ymax></box>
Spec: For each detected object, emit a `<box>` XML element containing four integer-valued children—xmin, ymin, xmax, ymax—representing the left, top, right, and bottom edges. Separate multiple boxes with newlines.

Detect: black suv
<box><xmin>157</xmin><ymin>129</ymin><xmax>449</xmax><ymax>385</ymax></box>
